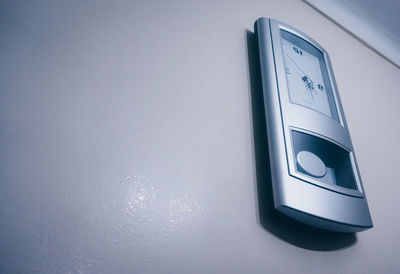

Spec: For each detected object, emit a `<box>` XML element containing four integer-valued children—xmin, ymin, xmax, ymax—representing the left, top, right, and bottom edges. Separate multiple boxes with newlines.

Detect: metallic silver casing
<box><xmin>255</xmin><ymin>18</ymin><xmax>373</xmax><ymax>232</ymax></box>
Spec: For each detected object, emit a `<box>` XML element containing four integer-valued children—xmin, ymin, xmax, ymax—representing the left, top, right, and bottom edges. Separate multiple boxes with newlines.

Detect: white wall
<box><xmin>305</xmin><ymin>0</ymin><xmax>400</xmax><ymax>67</ymax></box>
<box><xmin>1</xmin><ymin>0</ymin><xmax>400</xmax><ymax>273</ymax></box>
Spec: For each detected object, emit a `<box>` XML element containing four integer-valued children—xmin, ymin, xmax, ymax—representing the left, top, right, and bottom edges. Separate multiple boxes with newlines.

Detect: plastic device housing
<box><xmin>254</xmin><ymin>18</ymin><xmax>373</xmax><ymax>232</ymax></box>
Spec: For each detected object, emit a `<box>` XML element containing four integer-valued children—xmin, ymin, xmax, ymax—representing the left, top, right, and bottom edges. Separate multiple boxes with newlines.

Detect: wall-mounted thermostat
<box><xmin>255</xmin><ymin>18</ymin><xmax>372</xmax><ymax>232</ymax></box>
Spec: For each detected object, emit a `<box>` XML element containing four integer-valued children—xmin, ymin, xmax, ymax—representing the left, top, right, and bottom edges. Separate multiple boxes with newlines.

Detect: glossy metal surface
<box><xmin>255</xmin><ymin>18</ymin><xmax>373</xmax><ymax>232</ymax></box>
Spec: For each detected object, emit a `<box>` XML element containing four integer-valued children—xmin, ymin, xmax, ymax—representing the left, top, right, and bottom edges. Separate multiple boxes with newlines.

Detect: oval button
<box><xmin>296</xmin><ymin>151</ymin><xmax>327</xmax><ymax>178</ymax></box>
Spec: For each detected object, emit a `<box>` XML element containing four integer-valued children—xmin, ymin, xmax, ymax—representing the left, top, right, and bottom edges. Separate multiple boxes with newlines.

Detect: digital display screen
<box><xmin>281</xmin><ymin>30</ymin><xmax>339</xmax><ymax>121</ymax></box>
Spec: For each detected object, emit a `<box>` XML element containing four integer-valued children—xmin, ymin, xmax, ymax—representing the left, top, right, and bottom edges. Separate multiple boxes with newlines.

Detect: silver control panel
<box><xmin>255</xmin><ymin>18</ymin><xmax>372</xmax><ymax>232</ymax></box>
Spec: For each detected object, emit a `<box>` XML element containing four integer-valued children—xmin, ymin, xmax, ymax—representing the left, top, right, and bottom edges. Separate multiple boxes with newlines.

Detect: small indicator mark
<box><xmin>293</xmin><ymin>46</ymin><xmax>303</xmax><ymax>55</ymax></box>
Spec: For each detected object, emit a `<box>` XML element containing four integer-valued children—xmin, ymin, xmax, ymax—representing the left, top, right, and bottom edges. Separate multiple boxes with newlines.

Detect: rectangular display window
<box><xmin>281</xmin><ymin>30</ymin><xmax>339</xmax><ymax>122</ymax></box>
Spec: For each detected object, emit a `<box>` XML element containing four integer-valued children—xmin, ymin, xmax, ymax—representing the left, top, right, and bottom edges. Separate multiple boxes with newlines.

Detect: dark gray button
<box><xmin>296</xmin><ymin>151</ymin><xmax>326</xmax><ymax>178</ymax></box>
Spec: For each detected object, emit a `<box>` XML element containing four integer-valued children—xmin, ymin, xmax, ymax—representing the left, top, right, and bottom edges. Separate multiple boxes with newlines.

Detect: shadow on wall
<box><xmin>245</xmin><ymin>29</ymin><xmax>357</xmax><ymax>251</ymax></box>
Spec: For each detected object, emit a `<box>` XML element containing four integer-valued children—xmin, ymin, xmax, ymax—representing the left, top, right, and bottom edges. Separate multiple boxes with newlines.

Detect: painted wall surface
<box><xmin>1</xmin><ymin>1</ymin><xmax>400</xmax><ymax>273</ymax></box>
<box><xmin>305</xmin><ymin>0</ymin><xmax>400</xmax><ymax>67</ymax></box>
